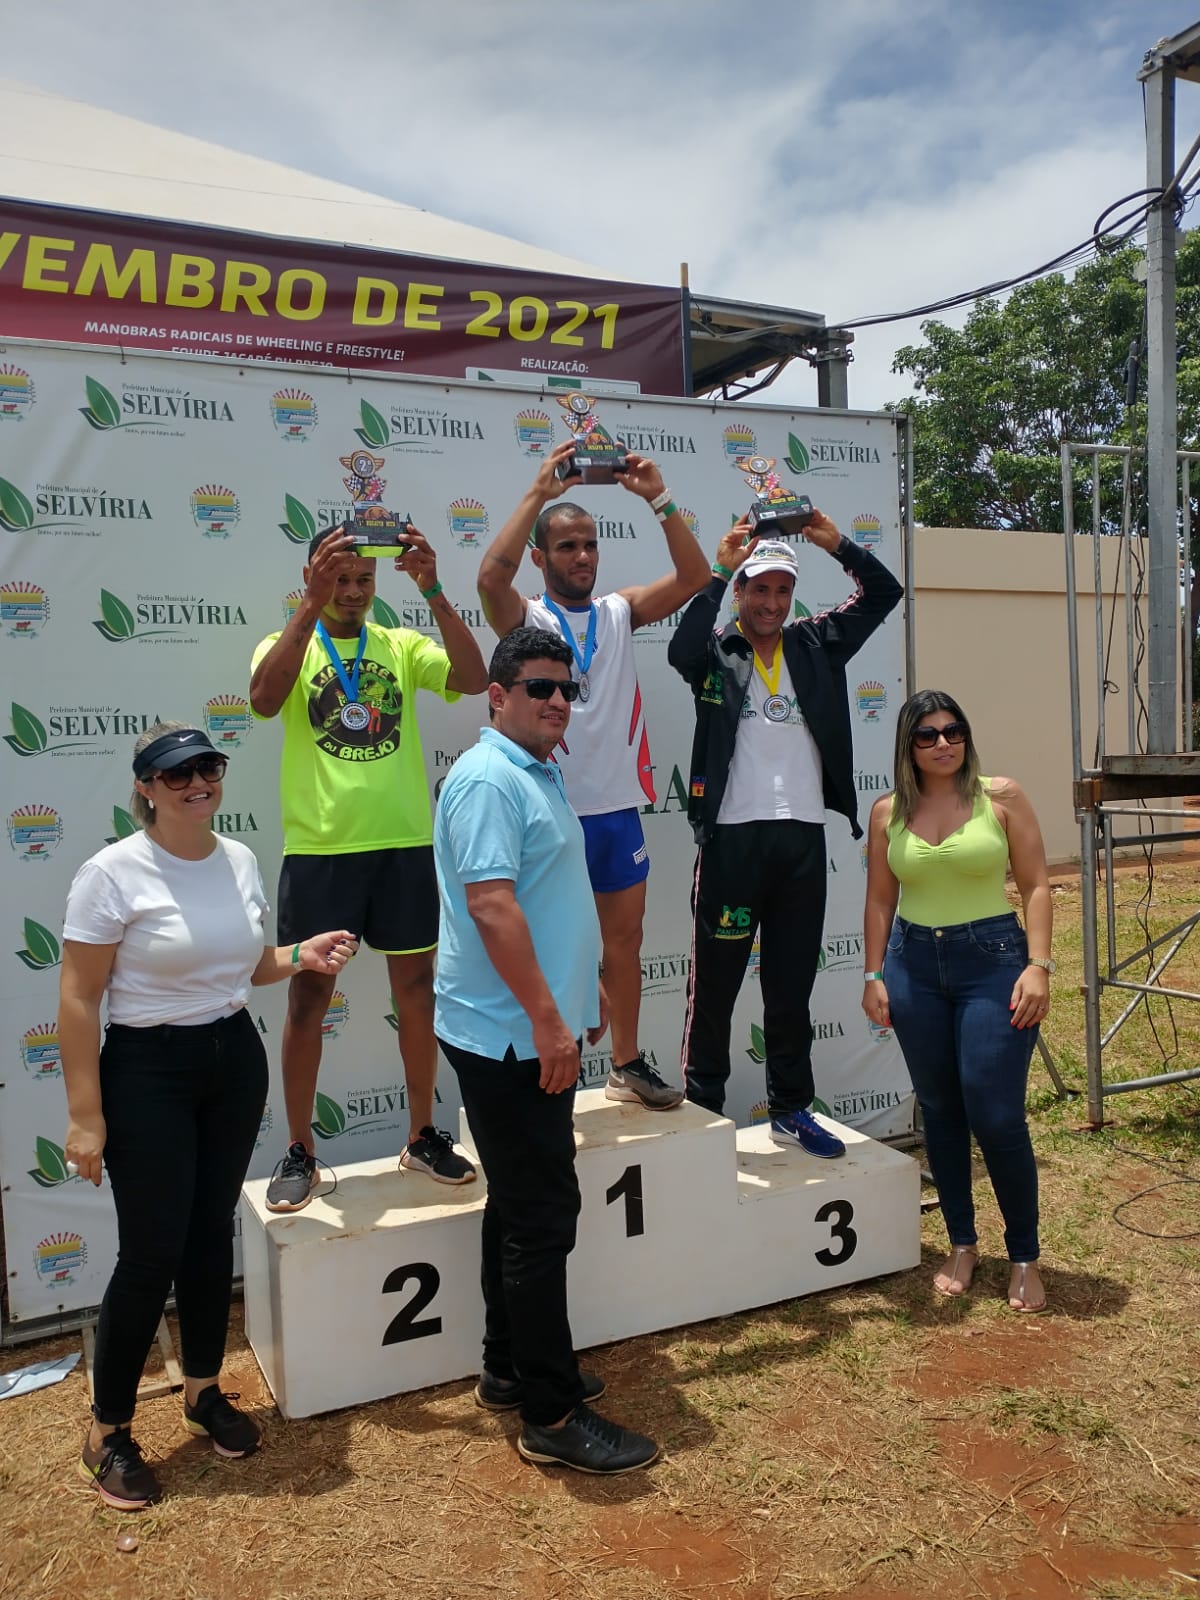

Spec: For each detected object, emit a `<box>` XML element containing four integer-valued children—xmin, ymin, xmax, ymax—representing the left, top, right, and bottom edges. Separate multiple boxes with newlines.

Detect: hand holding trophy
<box><xmin>738</xmin><ymin>455</ymin><xmax>814</xmax><ymax>538</ymax></box>
<box><xmin>554</xmin><ymin>392</ymin><xmax>629</xmax><ymax>484</ymax></box>
<box><xmin>338</xmin><ymin>447</ymin><xmax>413</xmax><ymax>558</ymax></box>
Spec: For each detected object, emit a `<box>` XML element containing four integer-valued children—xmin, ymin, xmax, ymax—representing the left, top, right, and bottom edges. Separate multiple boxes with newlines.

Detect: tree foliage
<box><xmin>889</xmin><ymin>232</ymin><xmax>1200</xmax><ymax>536</ymax></box>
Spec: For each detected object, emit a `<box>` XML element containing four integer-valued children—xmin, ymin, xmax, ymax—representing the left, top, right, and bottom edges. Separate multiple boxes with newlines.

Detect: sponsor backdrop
<box><xmin>0</xmin><ymin>340</ymin><xmax>910</xmax><ymax>1327</ymax></box>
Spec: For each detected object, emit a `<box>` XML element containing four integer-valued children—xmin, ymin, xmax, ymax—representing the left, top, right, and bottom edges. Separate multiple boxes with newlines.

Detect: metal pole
<box><xmin>1145</xmin><ymin>61</ymin><xmax>1180</xmax><ymax>753</ymax></box>
<box><xmin>1092</xmin><ymin>466</ymin><xmax>1106</xmax><ymax>762</ymax></box>
<box><xmin>1122</xmin><ymin>455</ymin><xmax>1136</xmax><ymax>751</ymax></box>
<box><xmin>1080</xmin><ymin>812</ymin><xmax>1105</xmax><ymax>1126</ymax></box>
<box><xmin>1062</xmin><ymin>444</ymin><xmax>1086</xmax><ymax>784</ymax></box>
<box><xmin>1184</xmin><ymin>460</ymin><xmax>1193</xmax><ymax>750</ymax></box>
<box><xmin>900</xmin><ymin>414</ymin><xmax>916</xmax><ymax>696</ymax></box>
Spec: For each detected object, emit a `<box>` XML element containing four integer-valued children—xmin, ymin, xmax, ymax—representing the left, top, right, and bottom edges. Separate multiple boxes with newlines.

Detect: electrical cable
<box><xmin>1098</xmin><ymin>1135</ymin><xmax>1200</xmax><ymax>1239</ymax></box>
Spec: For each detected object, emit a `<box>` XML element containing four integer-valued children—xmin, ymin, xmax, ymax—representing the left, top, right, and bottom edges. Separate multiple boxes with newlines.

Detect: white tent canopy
<box><xmin>0</xmin><ymin>79</ymin><xmax>615</xmax><ymax>277</ymax></box>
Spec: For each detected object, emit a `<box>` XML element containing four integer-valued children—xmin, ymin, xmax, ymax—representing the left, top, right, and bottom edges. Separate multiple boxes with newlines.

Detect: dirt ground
<box><xmin>3</xmin><ymin>866</ymin><xmax>1200</xmax><ymax>1600</ymax></box>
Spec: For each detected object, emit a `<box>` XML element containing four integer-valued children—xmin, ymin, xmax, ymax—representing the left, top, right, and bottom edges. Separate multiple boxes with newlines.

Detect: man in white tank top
<box><xmin>478</xmin><ymin>441</ymin><xmax>710</xmax><ymax>1110</ymax></box>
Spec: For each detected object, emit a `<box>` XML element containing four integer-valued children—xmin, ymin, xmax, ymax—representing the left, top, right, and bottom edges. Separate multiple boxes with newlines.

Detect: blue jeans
<box><xmin>885</xmin><ymin>912</ymin><xmax>1039</xmax><ymax>1262</ymax></box>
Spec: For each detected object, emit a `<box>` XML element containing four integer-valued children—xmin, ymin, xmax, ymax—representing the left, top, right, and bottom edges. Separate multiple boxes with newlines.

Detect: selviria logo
<box><xmin>78</xmin><ymin>374</ymin><xmax>161</xmax><ymax>433</ymax></box>
<box><xmin>92</xmin><ymin>588</ymin><xmax>248</xmax><ymax>644</ymax></box>
<box><xmin>353</xmin><ymin>398</ymin><xmax>483</xmax><ymax>455</ymax></box>
<box><xmin>28</xmin><ymin>1135</ymin><xmax>79</xmax><ymax>1188</ymax></box>
<box><xmin>15</xmin><ymin>917</ymin><xmax>61</xmax><ymax>972</ymax></box>
<box><xmin>6</xmin><ymin>703</ymin><xmax>160</xmax><ymax>759</ymax></box>
<box><xmin>0</xmin><ymin>475</ymin><xmax>151</xmax><ymax>535</ymax></box>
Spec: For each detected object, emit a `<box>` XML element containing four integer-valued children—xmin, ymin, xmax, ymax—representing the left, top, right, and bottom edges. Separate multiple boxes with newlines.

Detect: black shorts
<box><xmin>278</xmin><ymin>847</ymin><xmax>438</xmax><ymax>955</ymax></box>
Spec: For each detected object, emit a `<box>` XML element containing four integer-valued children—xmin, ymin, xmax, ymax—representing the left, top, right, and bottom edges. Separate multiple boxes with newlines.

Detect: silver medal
<box><xmin>340</xmin><ymin>702</ymin><xmax>370</xmax><ymax>732</ymax></box>
<box><xmin>578</xmin><ymin>672</ymin><xmax>591</xmax><ymax>703</ymax></box>
<box><xmin>764</xmin><ymin>693</ymin><xmax>790</xmax><ymax>723</ymax></box>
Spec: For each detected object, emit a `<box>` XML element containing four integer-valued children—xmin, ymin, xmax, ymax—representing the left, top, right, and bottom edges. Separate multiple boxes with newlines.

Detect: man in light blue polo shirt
<box><xmin>434</xmin><ymin>626</ymin><xmax>658</xmax><ymax>1476</ymax></box>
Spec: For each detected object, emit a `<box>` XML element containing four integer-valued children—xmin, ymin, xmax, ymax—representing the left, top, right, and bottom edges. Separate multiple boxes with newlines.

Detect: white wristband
<box><xmin>649</xmin><ymin>487</ymin><xmax>673</xmax><ymax>513</ymax></box>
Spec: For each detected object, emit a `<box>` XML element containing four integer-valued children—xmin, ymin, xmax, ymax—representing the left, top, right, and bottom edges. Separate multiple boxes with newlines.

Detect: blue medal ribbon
<box><xmin>315</xmin><ymin>620</ymin><xmax>367</xmax><ymax>704</ymax></box>
<box><xmin>541</xmin><ymin>595</ymin><xmax>597</xmax><ymax>682</ymax></box>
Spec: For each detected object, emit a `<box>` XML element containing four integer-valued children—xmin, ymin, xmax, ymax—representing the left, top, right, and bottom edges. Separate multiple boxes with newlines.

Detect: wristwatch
<box><xmin>1027</xmin><ymin>956</ymin><xmax>1056</xmax><ymax>973</ymax></box>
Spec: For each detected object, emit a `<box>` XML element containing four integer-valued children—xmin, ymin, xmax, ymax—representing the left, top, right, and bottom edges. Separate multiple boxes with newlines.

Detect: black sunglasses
<box><xmin>153</xmin><ymin>756</ymin><xmax>228</xmax><ymax>789</ymax></box>
<box><xmin>511</xmin><ymin>677</ymin><xmax>580</xmax><ymax>702</ymax></box>
<box><xmin>912</xmin><ymin>721</ymin><xmax>969</xmax><ymax>749</ymax></box>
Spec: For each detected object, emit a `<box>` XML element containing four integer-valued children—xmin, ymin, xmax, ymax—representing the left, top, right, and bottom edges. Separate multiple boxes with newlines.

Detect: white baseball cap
<box><xmin>739</xmin><ymin>540</ymin><xmax>798</xmax><ymax>581</ymax></box>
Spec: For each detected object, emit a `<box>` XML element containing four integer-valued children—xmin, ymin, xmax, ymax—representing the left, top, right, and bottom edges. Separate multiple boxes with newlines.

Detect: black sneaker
<box><xmin>77</xmin><ymin>1426</ymin><xmax>162</xmax><ymax>1509</ymax></box>
<box><xmin>399</xmin><ymin>1126</ymin><xmax>477</xmax><ymax>1185</ymax></box>
<box><xmin>605</xmin><ymin>1054</ymin><xmax>685</xmax><ymax>1111</ymax></box>
<box><xmin>265</xmin><ymin>1141</ymin><xmax>318</xmax><ymax>1213</ymax></box>
<box><xmin>475</xmin><ymin>1369</ymin><xmax>606</xmax><ymax>1412</ymax></box>
<box><xmin>183</xmin><ymin>1386</ymin><xmax>261</xmax><ymax>1458</ymax></box>
<box><xmin>518</xmin><ymin>1403</ymin><xmax>659</xmax><ymax>1474</ymax></box>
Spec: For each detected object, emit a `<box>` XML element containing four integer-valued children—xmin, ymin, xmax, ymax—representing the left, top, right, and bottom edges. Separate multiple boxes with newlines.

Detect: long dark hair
<box><xmin>891</xmin><ymin>689</ymin><xmax>981</xmax><ymax>827</ymax></box>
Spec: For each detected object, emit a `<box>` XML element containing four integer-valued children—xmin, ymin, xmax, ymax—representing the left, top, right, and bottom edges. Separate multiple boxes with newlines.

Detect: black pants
<box><xmin>91</xmin><ymin>1009</ymin><xmax>267</xmax><ymax>1424</ymax></box>
<box><xmin>682</xmin><ymin>819</ymin><xmax>826</xmax><ymax>1116</ymax></box>
<box><xmin>439</xmin><ymin>1038</ymin><xmax>585</xmax><ymax>1427</ymax></box>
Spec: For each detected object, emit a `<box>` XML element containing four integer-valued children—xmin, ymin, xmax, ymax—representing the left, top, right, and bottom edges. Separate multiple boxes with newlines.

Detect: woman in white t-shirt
<box><xmin>61</xmin><ymin>721</ymin><xmax>356</xmax><ymax>1511</ymax></box>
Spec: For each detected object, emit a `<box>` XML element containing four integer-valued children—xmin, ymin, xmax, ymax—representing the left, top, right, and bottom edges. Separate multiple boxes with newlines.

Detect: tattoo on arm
<box><xmin>483</xmin><ymin>552</ymin><xmax>519</xmax><ymax>573</ymax></box>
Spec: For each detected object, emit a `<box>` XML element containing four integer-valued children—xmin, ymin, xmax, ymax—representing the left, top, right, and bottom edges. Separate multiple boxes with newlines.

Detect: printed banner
<box><xmin>0</xmin><ymin>199</ymin><xmax>686</xmax><ymax>394</ymax></box>
<box><xmin>0</xmin><ymin>340</ymin><xmax>910</xmax><ymax>1326</ymax></box>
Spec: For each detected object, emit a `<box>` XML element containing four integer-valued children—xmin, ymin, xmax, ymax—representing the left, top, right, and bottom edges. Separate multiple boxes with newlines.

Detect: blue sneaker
<box><xmin>770</xmin><ymin>1108</ymin><xmax>845</xmax><ymax>1159</ymax></box>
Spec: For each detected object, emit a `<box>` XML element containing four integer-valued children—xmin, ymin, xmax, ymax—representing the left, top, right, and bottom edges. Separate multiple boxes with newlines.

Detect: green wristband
<box><xmin>653</xmin><ymin>500</ymin><xmax>679</xmax><ymax>523</ymax></box>
<box><xmin>421</xmin><ymin>581</ymin><xmax>444</xmax><ymax>601</ymax></box>
<box><xmin>863</xmin><ymin>970</ymin><xmax>885</xmax><ymax>982</ymax></box>
<box><xmin>712</xmin><ymin>562</ymin><xmax>733</xmax><ymax>581</ymax></box>
<box><xmin>291</xmin><ymin>942</ymin><xmax>301</xmax><ymax>966</ymax></box>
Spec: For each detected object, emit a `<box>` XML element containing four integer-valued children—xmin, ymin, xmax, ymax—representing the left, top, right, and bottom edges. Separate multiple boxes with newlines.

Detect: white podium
<box><xmin>241</xmin><ymin>1093</ymin><xmax>919</xmax><ymax>1418</ymax></box>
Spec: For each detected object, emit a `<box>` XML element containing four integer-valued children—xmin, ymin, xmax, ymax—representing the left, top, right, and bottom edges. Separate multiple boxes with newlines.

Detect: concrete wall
<box><xmin>911</xmin><ymin>527</ymin><xmax>1161</xmax><ymax>864</ymax></box>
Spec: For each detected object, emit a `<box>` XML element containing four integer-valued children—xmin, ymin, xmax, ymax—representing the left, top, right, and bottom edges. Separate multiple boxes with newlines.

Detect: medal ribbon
<box><xmin>541</xmin><ymin>595</ymin><xmax>597</xmax><ymax>681</ymax></box>
<box><xmin>737</xmin><ymin>623</ymin><xmax>783</xmax><ymax>697</ymax></box>
<box><xmin>315</xmin><ymin>620</ymin><xmax>367</xmax><ymax>705</ymax></box>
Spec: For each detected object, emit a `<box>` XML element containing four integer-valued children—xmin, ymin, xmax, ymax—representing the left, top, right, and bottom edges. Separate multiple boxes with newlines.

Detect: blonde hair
<box><xmin>129</xmin><ymin>719</ymin><xmax>195</xmax><ymax>829</ymax></box>
<box><xmin>891</xmin><ymin>690</ymin><xmax>981</xmax><ymax>828</ymax></box>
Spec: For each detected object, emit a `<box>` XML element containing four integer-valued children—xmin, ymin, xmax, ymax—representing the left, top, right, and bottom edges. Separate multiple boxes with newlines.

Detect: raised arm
<box><xmin>615</xmin><ymin>453</ymin><xmax>712</xmax><ymax>630</ymax></box>
<box><xmin>59</xmin><ymin>940</ymin><xmax>119</xmax><ymax>1187</ymax></box>
<box><xmin>394</xmin><ymin>527</ymin><xmax>488</xmax><ymax>693</ymax></box>
<box><xmin>249</xmin><ymin>527</ymin><xmax>356</xmax><ymax>717</ymax></box>
<box><xmin>991</xmin><ymin>777</ymin><xmax>1053</xmax><ymax>1031</ymax></box>
<box><xmin>667</xmin><ymin>519</ymin><xmax>757</xmax><ymax>687</ymax></box>
<box><xmin>862</xmin><ymin>795</ymin><xmax>900</xmax><ymax>1029</ymax></box>
<box><xmin>477</xmin><ymin>442</ymin><xmax>581</xmax><ymax>638</ymax></box>
<box><xmin>802</xmin><ymin>511</ymin><xmax>903</xmax><ymax>665</ymax></box>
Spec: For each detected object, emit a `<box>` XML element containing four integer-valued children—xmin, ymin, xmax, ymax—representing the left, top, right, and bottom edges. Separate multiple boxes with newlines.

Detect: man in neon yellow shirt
<box><xmin>250</xmin><ymin>523</ymin><xmax>488</xmax><ymax>1211</ymax></box>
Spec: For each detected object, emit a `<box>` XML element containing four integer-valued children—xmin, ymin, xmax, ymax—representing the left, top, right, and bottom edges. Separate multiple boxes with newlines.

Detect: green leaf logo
<box><xmin>794</xmin><ymin>600</ymin><xmax>813</xmax><ymax>619</ymax></box>
<box><xmin>92</xmin><ymin>588</ymin><xmax>136</xmax><ymax>643</ymax></box>
<box><xmin>383</xmin><ymin>1001</ymin><xmax>399</xmax><ymax>1032</ymax></box>
<box><xmin>811</xmin><ymin>1096</ymin><xmax>832</xmax><ymax>1117</ymax></box>
<box><xmin>372</xmin><ymin>596</ymin><xmax>401</xmax><ymax>629</ymax></box>
<box><xmin>107</xmin><ymin>806</ymin><xmax>138</xmax><ymax>844</ymax></box>
<box><xmin>0</xmin><ymin>475</ymin><xmax>34</xmax><ymax>531</ymax></box>
<box><xmin>80</xmin><ymin>375</ymin><xmax>122</xmax><ymax>431</ymax></box>
<box><xmin>29</xmin><ymin>1135</ymin><xmax>71</xmax><ymax>1187</ymax></box>
<box><xmin>816</xmin><ymin>947</ymin><xmax>827</xmax><ymax>971</ymax></box>
<box><xmin>748</xmin><ymin>1022</ymin><xmax>767</xmax><ymax>1064</ymax></box>
<box><xmin>784</xmin><ymin>433</ymin><xmax>810</xmax><ymax>475</ymax></box>
<box><xmin>16</xmin><ymin>917</ymin><xmax>61</xmax><ymax>971</ymax></box>
<box><xmin>279</xmin><ymin>493</ymin><xmax>316</xmax><ymax>545</ymax></box>
<box><xmin>5</xmin><ymin>702</ymin><xmax>48</xmax><ymax>756</ymax></box>
<box><xmin>355</xmin><ymin>400</ymin><xmax>389</xmax><ymax>450</ymax></box>
<box><xmin>312</xmin><ymin>1090</ymin><xmax>346</xmax><ymax>1139</ymax></box>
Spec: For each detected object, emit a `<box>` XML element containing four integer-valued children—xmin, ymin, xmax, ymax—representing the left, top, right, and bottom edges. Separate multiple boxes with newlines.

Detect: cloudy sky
<box><xmin>4</xmin><ymin>0</ymin><xmax>1200</xmax><ymax>409</ymax></box>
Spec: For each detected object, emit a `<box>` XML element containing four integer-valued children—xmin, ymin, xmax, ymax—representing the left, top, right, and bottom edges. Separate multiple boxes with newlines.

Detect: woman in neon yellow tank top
<box><xmin>862</xmin><ymin>690</ymin><xmax>1053</xmax><ymax>1313</ymax></box>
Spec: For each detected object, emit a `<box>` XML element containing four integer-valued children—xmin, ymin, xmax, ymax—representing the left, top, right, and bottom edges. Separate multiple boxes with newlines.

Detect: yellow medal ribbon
<box><xmin>737</xmin><ymin>624</ymin><xmax>783</xmax><ymax>697</ymax></box>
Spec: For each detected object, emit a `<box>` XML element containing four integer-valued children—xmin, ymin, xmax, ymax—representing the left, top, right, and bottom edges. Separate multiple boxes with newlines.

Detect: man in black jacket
<box><xmin>668</xmin><ymin>511</ymin><xmax>902</xmax><ymax>1157</ymax></box>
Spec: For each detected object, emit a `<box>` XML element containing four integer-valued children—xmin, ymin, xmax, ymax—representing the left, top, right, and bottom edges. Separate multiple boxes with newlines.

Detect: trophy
<box><xmin>738</xmin><ymin>455</ymin><xmax>814</xmax><ymax>538</ymax></box>
<box><xmin>554</xmin><ymin>392</ymin><xmax>629</xmax><ymax>483</ymax></box>
<box><xmin>338</xmin><ymin>447</ymin><xmax>412</xmax><ymax>557</ymax></box>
